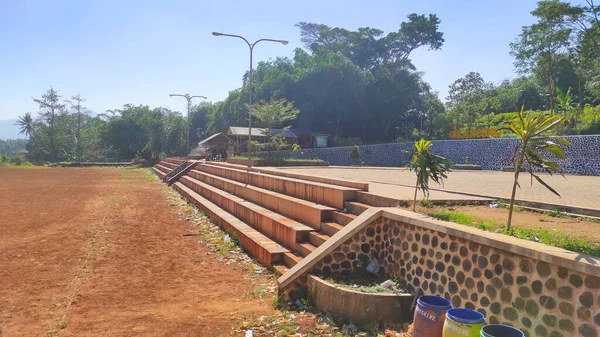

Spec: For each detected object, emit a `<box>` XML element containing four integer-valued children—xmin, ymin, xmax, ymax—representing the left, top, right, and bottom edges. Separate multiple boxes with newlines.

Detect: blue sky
<box><xmin>0</xmin><ymin>0</ymin><xmax>584</xmax><ymax>120</ymax></box>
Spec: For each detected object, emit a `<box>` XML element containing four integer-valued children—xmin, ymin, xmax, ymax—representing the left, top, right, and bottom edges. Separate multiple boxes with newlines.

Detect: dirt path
<box><xmin>0</xmin><ymin>167</ymin><xmax>274</xmax><ymax>337</ymax></box>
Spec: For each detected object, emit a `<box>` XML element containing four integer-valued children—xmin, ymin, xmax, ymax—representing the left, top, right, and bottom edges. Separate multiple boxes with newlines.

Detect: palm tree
<box><xmin>503</xmin><ymin>106</ymin><xmax>569</xmax><ymax>230</ymax></box>
<box><xmin>405</xmin><ymin>139</ymin><xmax>451</xmax><ymax>211</ymax></box>
<box><xmin>15</xmin><ymin>112</ymin><xmax>33</xmax><ymax>139</ymax></box>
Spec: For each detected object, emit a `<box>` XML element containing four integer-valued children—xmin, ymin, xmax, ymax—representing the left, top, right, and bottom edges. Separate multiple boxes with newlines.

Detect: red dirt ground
<box><xmin>0</xmin><ymin>167</ymin><xmax>274</xmax><ymax>337</ymax></box>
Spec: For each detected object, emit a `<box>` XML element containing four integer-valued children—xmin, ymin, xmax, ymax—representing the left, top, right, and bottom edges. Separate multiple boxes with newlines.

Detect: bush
<box><xmin>12</xmin><ymin>155</ymin><xmax>25</xmax><ymax>165</ymax></box>
<box><xmin>0</xmin><ymin>154</ymin><xmax>9</xmax><ymax>164</ymax></box>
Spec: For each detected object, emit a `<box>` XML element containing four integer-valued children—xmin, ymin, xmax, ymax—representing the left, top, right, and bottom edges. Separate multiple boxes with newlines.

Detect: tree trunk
<box><xmin>413</xmin><ymin>179</ymin><xmax>418</xmax><ymax>212</ymax></box>
<box><xmin>507</xmin><ymin>145</ymin><xmax>526</xmax><ymax>231</ymax></box>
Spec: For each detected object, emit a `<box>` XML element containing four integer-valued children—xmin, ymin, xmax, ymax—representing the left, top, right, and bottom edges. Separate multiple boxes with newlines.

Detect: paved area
<box><xmin>276</xmin><ymin>167</ymin><xmax>600</xmax><ymax>210</ymax></box>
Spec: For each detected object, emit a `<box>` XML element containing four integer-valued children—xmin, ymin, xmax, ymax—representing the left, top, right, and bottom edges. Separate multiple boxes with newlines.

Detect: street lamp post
<box><xmin>169</xmin><ymin>93</ymin><xmax>207</xmax><ymax>158</ymax></box>
<box><xmin>212</xmin><ymin>32</ymin><xmax>288</xmax><ymax>161</ymax></box>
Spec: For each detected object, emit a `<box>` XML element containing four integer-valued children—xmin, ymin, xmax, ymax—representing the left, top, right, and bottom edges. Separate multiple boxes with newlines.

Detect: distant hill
<box><xmin>0</xmin><ymin>119</ymin><xmax>23</xmax><ymax>140</ymax></box>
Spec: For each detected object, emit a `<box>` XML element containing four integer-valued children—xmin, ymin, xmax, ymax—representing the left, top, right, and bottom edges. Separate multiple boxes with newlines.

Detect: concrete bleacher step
<box><xmin>272</xmin><ymin>264</ymin><xmax>288</xmax><ymax>276</ymax></box>
<box><xmin>159</xmin><ymin>161</ymin><xmax>179</xmax><ymax>170</ymax></box>
<box><xmin>283</xmin><ymin>252</ymin><xmax>303</xmax><ymax>268</ymax></box>
<box><xmin>187</xmin><ymin>169</ymin><xmax>335</xmax><ymax>229</ymax></box>
<box><xmin>296</xmin><ymin>242</ymin><xmax>317</xmax><ymax>257</ymax></box>
<box><xmin>155</xmin><ymin>164</ymin><xmax>173</xmax><ymax>174</ymax></box>
<box><xmin>153</xmin><ymin>167</ymin><xmax>168</xmax><ymax>179</ymax></box>
<box><xmin>197</xmin><ymin>163</ymin><xmax>358</xmax><ymax>209</ymax></box>
<box><xmin>163</xmin><ymin>158</ymin><xmax>185</xmax><ymax>166</ymax></box>
<box><xmin>172</xmin><ymin>182</ymin><xmax>288</xmax><ymax>266</ymax></box>
<box><xmin>180</xmin><ymin>175</ymin><xmax>315</xmax><ymax>250</ymax></box>
<box><xmin>344</xmin><ymin>201</ymin><xmax>371</xmax><ymax>216</ymax></box>
<box><xmin>309</xmin><ymin>232</ymin><xmax>330</xmax><ymax>247</ymax></box>
<box><xmin>332</xmin><ymin>211</ymin><xmax>357</xmax><ymax>226</ymax></box>
<box><xmin>321</xmin><ymin>222</ymin><xmax>344</xmax><ymax>237</ymax></box>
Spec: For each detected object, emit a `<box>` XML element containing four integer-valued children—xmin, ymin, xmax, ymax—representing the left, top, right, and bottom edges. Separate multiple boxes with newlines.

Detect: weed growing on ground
<box><xmin>142</xmin><ymin>168</ymin><xmax>159</xmax><ymax>182</ymax></box>
<box><xmin>249</xmin><ymin>284</ymin><xmax>271</xmax><ymax>298</ymax></box>
<box><xmin>429</xmin><ymin>210</ymin><xmax>600</xmax><ymax>257</ymax></box>
<box><xmin>429</xmin><ymin>210</ymin><xmax>496</xmax><ymax>231</ymax></box>
<box><xmin>399</xmin><ymin>199</ymin><xmax>411</xmax><ymax>208</ymax></box>
<box><xmin>546</xmin><ymin>209</ymin><xmax>567</xmax><ymax>218</ymax></box>
<box><xmin>419</xmin><ymin>198</ymin><xmax>434</xmax><ymax>208</ymax></box>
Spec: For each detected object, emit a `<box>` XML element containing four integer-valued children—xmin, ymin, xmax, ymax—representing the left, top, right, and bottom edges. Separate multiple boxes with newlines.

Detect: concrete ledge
<box><xmin>307</xmin><ymin>275</ymin><xmax>414</xmax><ymax>325</ymax></box>
<box><xmin>227</xmin><ymin>158</ymin><xmax>330</xmax><ymax>167</ymax></box>
<box><xmin>209</xmin><ymin>162</ymin><xmax>369</xmax><ymax>191</ymax></box>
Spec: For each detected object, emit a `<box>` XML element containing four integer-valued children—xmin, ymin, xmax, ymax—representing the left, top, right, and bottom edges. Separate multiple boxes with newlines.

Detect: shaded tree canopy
<box><xmin>204</xmin><ymin>14</ymin><xmax>447</xmax><ymax>143</ymax></box>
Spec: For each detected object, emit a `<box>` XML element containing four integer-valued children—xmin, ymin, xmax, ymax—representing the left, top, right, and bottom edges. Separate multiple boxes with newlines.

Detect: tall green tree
<box><xmin>252</xmin><ymin>99</ymin><xmax>299</xmax><ymax>140</ymax></box>
<box><xmin>32</xmin><ymin>87</ymin><xmax>66</xmax><ymax>161</ymax></box>
<box><xmin>510</xmin><ymin>8</ymin><xmax>571</xmax><ymax>113</ymax></box>
<box><xmin>67</xmin><ymin>94</ymin><xmax>89</xmax><ymax>161</ymax></box>
<box><xmin>446</xmin><ymin>72</ymin><xmax>488</xmax><ymax>131</ymax></box>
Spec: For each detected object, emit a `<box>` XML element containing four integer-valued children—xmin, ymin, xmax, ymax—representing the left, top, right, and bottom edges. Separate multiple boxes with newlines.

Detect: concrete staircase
<box><xmin>153</xmin><ymin>157</ymin><xmax>186</xmax><ymax>179</ymax></box>
<box><xmin>155</xmin><ymin>160</ymin><xmax>370</xmax><ymax>275</ymax></box>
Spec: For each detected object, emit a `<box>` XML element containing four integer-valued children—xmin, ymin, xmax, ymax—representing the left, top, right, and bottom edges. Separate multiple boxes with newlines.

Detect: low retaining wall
<box><xmin>307</xmin><ymin>275</ymin><xmax>414</xmax><ymax>325</ymax></box>
<box><xmin>227</xmin><ymin>158</ymin><xmax>329</xmax><ymax>167</ymax></box>
<box><xmin>279</xmin><ymin>209</ymin><xmax>600</xmax><ymax>337</ymax></box>
<box><xmin>253</xmin><ymin>135</ymin><xmax>600</xmax><ymax>176</ymax></box>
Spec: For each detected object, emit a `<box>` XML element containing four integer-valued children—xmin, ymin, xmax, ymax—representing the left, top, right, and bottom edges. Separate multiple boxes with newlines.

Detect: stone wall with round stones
<box><xmin>312</xmin><ymin>216</ymin><xmax>600</xmax><ymax>337</ymax></box>
<box><xmin>250</xmin><ymin>135</ymin><xmax>600</xmax><ymax>176</ymax></box>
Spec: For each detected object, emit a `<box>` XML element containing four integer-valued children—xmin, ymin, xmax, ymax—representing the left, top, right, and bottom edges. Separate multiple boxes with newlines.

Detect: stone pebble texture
<box><xmin>254</xmin><ymin>135</ymin><xmax>600</xmax><ymax>176</ymax></box>
<box><xmin>313</xmin><ymin>217</ymin><xmax>600</xmax><ymax>337</ymax></box>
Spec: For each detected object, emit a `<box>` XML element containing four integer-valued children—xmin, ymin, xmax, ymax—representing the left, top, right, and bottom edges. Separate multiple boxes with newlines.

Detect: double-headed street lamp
<box><xmin>212</xmin><ymin>32</ymin><xmax>288</xmax><ymax>161</ymax></box>
<box><xmin>169</xmin><ymin>93</ymin><xmax>207</xmax><ymax>158</ymax></box>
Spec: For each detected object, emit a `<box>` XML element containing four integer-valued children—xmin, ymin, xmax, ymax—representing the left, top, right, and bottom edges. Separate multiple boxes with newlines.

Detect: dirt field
<box><xmin>0</xmin><ymin>167</ymin><xmax>274</xmax><ymax>337</ymax></box>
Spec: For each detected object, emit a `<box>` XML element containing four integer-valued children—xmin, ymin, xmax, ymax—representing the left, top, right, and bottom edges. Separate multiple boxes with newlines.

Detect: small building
<box><xmin>290</xmin><ymin>129</ymin><xmax>329</xmax><ymax>148</ymax></box>
<box><xmin>189</xmin><ymin>132</ymin><xmax>233</xmax><ymax>159</ymax></box>
<box><xmin>227</xmin><ymin>126</ymin><xmax>298</xmax><ymax>145</ymax></box>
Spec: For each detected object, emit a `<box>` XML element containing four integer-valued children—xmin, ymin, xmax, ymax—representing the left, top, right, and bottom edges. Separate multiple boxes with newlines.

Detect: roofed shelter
<box><xmin>227</xmin><ymin>126</ymin><xmax>298</xmax><ymax>145</ymax></box>
<box><xmin>189</xmin><ymin>132</ymin><xmax>233</xmax><ymax>159</ymax></box>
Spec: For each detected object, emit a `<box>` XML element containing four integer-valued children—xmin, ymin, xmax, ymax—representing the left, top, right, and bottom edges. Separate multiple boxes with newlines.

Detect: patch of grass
<box><xmin>419</xmin><ymin>198</ymin><xmax>434</xmax><ymax>208</ymax></box>
<box><xmin>45</xmin><ymin>318</ymin><xmax>68</xmax><ymax>337</ymax></box>
<box><xmin>501</xmin><ymin>227</ymin><xmax>600</xmax><ymax>257</ymax></box>
<box><xmin>430</xmin><ymin>211</ymin><xmax>600</xmax><ymax>258</ymax></box>
<box><xmin>429</xmin><ymin>210</ymin><xmax>498</xmax><ymax>232</ymax></box>
<box><xmin>272</xmin><ymin>291</ymin><xmax>292</xmax><ymax>310</ymax></box>
<box><xmin>249</xmin><ymin>284</ymin><xmax>270</xmax><ymax>298</ymax></box>
<box><xmin>109</xmin><ymin>195</ymin><xmax>126</xmax><ymax>203</ymax></box>
<box><xmin>324</xmin><ymin>270</ymin><xmax>405</xmax><ymax>294</ymax></box>
<box><xmin>399</xmin><ymin>199</ymin><xmax>411</xmax><ymax>208</ymax></box>
<box><xmin>546</xmin><ymin>209</ymin><xmax>567</xmax><ymax>218</ymax></box>
<box><xmin>143</xmin><ymin>168</ymin><xmax>160</xmax><ymax>182</ymax></box>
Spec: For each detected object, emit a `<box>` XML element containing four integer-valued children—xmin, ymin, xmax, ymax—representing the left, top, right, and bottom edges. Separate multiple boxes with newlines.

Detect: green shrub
<box><xmin>12</xmin><ymin>155</ymin><xmax>25</xmax><ymax>166</ymax></box>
